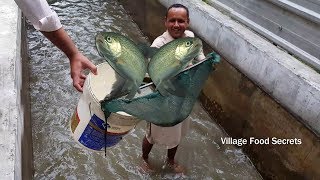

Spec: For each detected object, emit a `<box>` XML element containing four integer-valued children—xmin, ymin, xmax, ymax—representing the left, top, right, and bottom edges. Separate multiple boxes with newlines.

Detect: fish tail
<box><xmin>122</xmin><ymin>80</ymin><xmax>134</xmax><ymax>99</ymax></box>
<box><xmin>155</xmin><ymin>80</ymin><xmax>171</xmax><ymax>96</ymax></box>
<box><xmin>155</xmin><ymin>80</ymin><xmax>170</xmax><ymax>96</ymax></box>
<box><xmin>125</xmin><ymin>81</ymin><xmax>140</xmax><ymax>99</ymax></box>
<box><xmin>136</xmin><ymin>80</ymin><xmax>141</xmax><ymax>94</ymax></box>
<box><xmin>122</xmin><ymin>80</ymin><xmax>131</xmax><ymax>91</ymax></box>
<box><xmin>125</xmin><ymin>89</ymin><xmax>136</xmax><ymax>99</ymax></box>
<box><xmin>154</xmin><ymin>80</ymin><xmax>162</xmax><ymax>91</ymax></box>
<box><xmin>157</xmin><ymin>85</ymin><xmax>171</xmax><ymax>96</ymax></box>
<box><xmin>163</xmin><ymin>79</ymin><xmax>176</xmax><ymax>91</ymax></box>
<box><xmin>158</xmin><ymin>79</ymin><xmax>186</xmax><ymax>97</ymax></box>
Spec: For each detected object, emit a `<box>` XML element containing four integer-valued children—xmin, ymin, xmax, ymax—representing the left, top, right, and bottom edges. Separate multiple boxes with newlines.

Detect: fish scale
<box><xmin>150</xmin><ymin>51</ymin><xmax>176</xmax><ymax>78</ymax></box>
<box><xmin>96</xmin><ymin>32</ymin><xmax>147</xmax><ymax>99</ymax></box>
<box><xmin>122</xmin><ymin>47</ymin><xmax>145</xmax><ymax>77</ymax></box>
<box><xmin>148</xmin><ymin>37</ymin><xmax>202</xmax><ymax>96</ymax></box>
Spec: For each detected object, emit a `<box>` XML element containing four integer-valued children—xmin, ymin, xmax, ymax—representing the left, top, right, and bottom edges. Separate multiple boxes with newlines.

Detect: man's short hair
<box><xmin>166</xmin><ymin>4</ymin><xmax>189</xmax><ymax>18</ymax></box>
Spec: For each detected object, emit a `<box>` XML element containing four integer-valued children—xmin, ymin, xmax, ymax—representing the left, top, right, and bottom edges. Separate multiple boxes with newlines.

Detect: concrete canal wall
<box><xmin>0</xmin><ymin>1</ymin><xmax>21</xmax><ymax>179</ymax></box>
<box><xmin>158</xmin><ymin>0</ymin><xmax>320</xmax><ymax>179</ymax></box>
<box><xmin>0</xmin><ymin>1</ymin><xmax>32</xmax><ymax>179</ymax></box>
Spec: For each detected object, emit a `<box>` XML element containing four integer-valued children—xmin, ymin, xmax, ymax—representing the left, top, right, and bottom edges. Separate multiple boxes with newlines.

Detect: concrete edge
<box><xmin>16</xmin><ymin>14</ymin><xmax>34</xmax><ymax>180</ymax></box>
<box><xmin>206</xmin><ymin>0</ymin><xmax>320</xmax><ymax>72</ymax></box>
<box><xmin>0</xmin><ymin>0</ymin><xmax>20</xmax><ymax>179</ymax></box>
<box><xmin>266</xmin><ymin>0</ymin><xmax>320</xmax><ymax>24</ymax></box>
<box><xmin>0</xmin><ymin>1</ymin><xmax>33</xmax><ymax>179</ymax></box>
<box><xmin>159</xmin><ymin>0</ymin><xmax>320</xmax><ymax>136</ymax></box>
<box><xmin>14</xmin><ymin>9</ymin><xmax>24</xmax><ymax>180</ymax></box>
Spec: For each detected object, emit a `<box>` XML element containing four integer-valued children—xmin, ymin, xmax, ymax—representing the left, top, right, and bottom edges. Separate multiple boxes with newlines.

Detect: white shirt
<box><xmin>14</xmin><ymin>0</ymin><xmax>62</xmax><ymax>31</ymax></box>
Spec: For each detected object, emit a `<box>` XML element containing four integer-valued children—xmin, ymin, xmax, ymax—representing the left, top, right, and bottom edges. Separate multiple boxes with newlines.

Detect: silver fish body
<box><xmin>148</xmin><ymin>37</ymin><xmax>202</xmax><ymax>96</ymax></box>
<box><xmin>96</xmin><ymin>32</ymin><xmax>147</xmax><ymax>99</ymax></box>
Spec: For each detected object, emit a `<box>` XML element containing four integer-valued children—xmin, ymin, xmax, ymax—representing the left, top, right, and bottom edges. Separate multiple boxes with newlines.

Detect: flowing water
<box><xmin>27</xmin><ymin>0</ymin><xmax>262</xmax><ymax>179</ymax></box>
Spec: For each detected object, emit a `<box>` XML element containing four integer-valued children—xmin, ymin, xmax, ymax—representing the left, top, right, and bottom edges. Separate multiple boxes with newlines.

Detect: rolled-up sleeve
<box><xmin>14</xmin><ymin>0</ymin><xmax>62</xmax><ymax>32</ymax></box>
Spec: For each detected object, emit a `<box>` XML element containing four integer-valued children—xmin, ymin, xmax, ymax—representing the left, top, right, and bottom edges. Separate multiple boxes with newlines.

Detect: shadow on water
<box><xmin>27</xmin><ymin>0</ymin><xmax>262</xmax><ymax>179</ymax></box>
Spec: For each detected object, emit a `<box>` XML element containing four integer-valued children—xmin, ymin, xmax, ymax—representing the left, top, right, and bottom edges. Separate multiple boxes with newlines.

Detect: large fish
<box><xmin>148</xmin><ymin>37</ymin><xmax>202</xmax><ymax>96</ymax></box>
<box><xmin>96</xmin><ymin>32</ymin><xmax>147</xmax><ymax>99</ymax></box>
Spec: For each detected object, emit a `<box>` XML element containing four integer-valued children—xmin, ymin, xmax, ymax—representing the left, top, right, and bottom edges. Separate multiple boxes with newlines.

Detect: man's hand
<box><xmin>41</xmin><ymin>28</ymin><xmax>98</xmax><ymax>92</ymax></box>
<box><xmin>69</xmin><ymin>52</ymin><xmax>97</xmax><ymax>92</ymax></box>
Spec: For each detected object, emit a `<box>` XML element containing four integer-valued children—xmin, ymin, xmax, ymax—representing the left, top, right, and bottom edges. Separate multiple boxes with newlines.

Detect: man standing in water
<box><xmin>141</xmin><ymin>4</ymin><xmax>205</xmax><ymax>174</ymax></box>
<box><xmin>14</xmin><ymin>0</ymin><xmax>97</xmax><ymax>92</ymax></box>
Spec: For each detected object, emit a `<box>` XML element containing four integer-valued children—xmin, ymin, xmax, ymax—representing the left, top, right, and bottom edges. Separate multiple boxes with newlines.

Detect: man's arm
<box><xmin>15</xmin><ymin>0</ymin><xmax>97</xmax><ymax>92</ymax></box>
<box><xmin>41</xmin><ymin>28</ymin><xmax>97</xmax><ymax>92</ymax></box>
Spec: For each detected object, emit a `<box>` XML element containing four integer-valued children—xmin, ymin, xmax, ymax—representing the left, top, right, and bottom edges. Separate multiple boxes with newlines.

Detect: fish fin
<box><xmin>125</xmin><ymin>89</ymin><xmax>136</xmax><ymax>99</ymax></box>
<box><xmin>116</xmin><ymin>58</ymin><xmax>125</xmax><ymax>65</ymax></box>
<box><xmin>121</xmin><ymin>80</ymin><xmax>133</xmax><ymax>93</ymax></box>
<box><xmin>137</xmin><ymin>43</ymin><xmax>159</xmax><ymax>58</ymax></box>
<box><xmin>157</xmin><ymin>85</ymin><xmax>171</xmax><ymax>97</ymax></box>
<box><xmin>163</xmin><ymin>79</ymin><xmax>176</xmax><ymax>91</ymax></box>
<box><xmin>172</xmin><ymin>60</ymin><xmax>182</xmax><ymax>68</ymax></box>
<box><xmin>154</xmin><ymin>80</ymin><xmax>171</xmax><ymax>96</ymax></box>
<box><xmin>103</xmin><ymin>78</ymin><xmax>126</xmax><ymax>100</ymax></box>
<box><xmin>124</xmin><ymin>81</ymin><xmax>141</xmax><ymax>99</ymax></box>
<box><xmin>154</xmin><ymin>79</ymin><xmax>162</xmax><ymax>91</ymax></box>
<box><xmin>163</xmin><ymin>79</ymin><xmax>187</xmax><ymax>97</ymax></box>
<box><xmin>135</xmin><ymin>81</ymin><xmax>141</xmax><ymax>94</ymax></box>
<box><xmin>148</xmin><ymin>47</ymin><xmax>159</xmax><ymax>58</ymax></box>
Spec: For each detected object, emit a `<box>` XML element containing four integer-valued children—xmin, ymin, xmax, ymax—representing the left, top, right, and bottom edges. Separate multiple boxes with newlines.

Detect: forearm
<box><xmin>15</xmin><ymin>0</ymin><xmax>96</xmax><ymax>92</ymax></box>
<box><xmin>15</xmin><ymin>0</ymin><xmax>78</xmax><ymax>58</ymax></box>
<box><xmin>41</xmin><ymin>28</ymin><xmax>80</xmax><ymax>60</ymax></box>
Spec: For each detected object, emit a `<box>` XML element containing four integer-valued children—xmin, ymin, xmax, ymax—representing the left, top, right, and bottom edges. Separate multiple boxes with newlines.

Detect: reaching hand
<box><xmin>69</xmin><ymin>52</ymin><xmax>97</xmax><ymax>92</ymax></box>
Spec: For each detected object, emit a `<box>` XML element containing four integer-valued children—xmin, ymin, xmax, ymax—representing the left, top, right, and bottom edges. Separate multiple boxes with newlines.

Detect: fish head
<box><xmin>96</xmin><ymin>32</ymin><xmax>122</xmax><ymax>62</ymax></box>
<box><xmin>174</xmin><ymin>37</ymin><xmax>202</xmax><ymax>64</ymax></box>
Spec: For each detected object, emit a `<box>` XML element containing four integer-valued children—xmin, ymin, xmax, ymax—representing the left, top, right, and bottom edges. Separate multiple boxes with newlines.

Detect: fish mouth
<box><xmin>95</xmin><ymin>33</ymin><xmax>111</xmax><ymax>58</ymax></box>
<box><xmin>191</xmin><ymin>39</ymin><xmax>202</xmax><ymax>51</ymax></box>
<box><xmin>187</xmin><ymin>39</ymin><xmax>202</xmax><ymax>57</ymax></box>
<box><xmin>194</xmin><ymin>38</ymin><xmax>202</xmax><ymax>47</ymax></box>
<box><xmin>96</xmin><ymin>34</ymin><xmax>105</xmax><ymax>44</ymax></box>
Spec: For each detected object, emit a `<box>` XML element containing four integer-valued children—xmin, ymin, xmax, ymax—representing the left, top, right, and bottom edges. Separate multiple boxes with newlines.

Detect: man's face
<box><xmin>165</xmin><ymin>7</ymin><xmax>189</xmax><ymax>39</ymax></box>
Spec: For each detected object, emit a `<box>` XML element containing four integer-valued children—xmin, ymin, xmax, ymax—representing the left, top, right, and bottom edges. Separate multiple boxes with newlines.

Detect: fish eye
<box><xmin>185</xmin><ymin>41</ymin><xmax>192</xmax><ymax>47</ymax></box>
<box><xmin>106</xmin><ymin>36</ymin><xmax>112</xmax><ymax>43</ymax></box>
